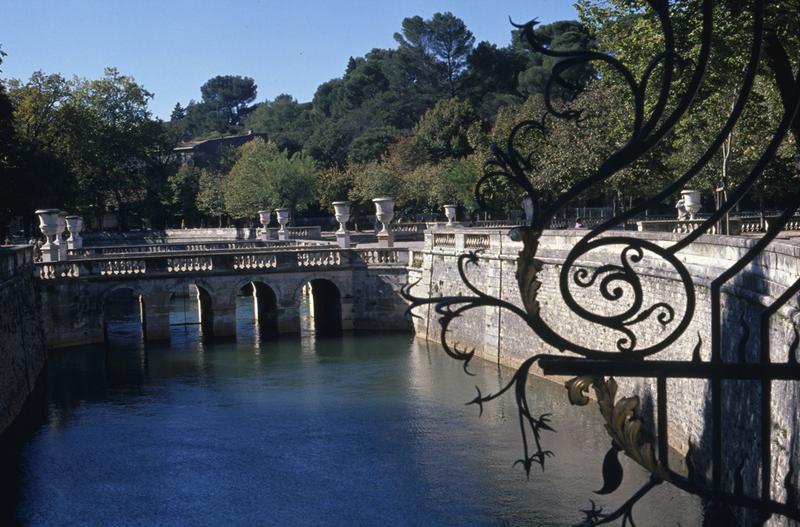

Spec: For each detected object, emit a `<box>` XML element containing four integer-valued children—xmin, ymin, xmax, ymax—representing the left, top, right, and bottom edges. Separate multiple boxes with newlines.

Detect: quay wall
<box><xmin>0</xmin><ymin>246</ymin><xmax>47</xmax><ymax>435</ymax></box>
<box><xmin>408</xmin><ymin>228</ymin><xmax>800</xmax><ymax>523</ymax></box>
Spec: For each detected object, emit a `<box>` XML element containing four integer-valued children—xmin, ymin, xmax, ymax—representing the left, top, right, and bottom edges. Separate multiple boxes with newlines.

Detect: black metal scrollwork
<box><xmin>404</xmin><ymin>0</ymin><xmax>800</xmax><ymax>524</ymax></box>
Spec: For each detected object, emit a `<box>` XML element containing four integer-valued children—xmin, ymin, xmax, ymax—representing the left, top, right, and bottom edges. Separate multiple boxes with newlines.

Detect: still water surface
<box><xmin>2</xmin><ymin>297</ymin><xmax>702</xmax><ymax>526</ymax></box>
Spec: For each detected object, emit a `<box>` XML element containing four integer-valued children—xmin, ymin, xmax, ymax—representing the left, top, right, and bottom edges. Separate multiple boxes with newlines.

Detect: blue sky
<box><xmin>0</xmin><ymin>0</ymin><xmax>577</xmax><ymax>119</ymax></box>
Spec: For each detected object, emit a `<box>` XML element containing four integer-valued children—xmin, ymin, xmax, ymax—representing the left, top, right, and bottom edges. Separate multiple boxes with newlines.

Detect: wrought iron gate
<box><xmin>404</xmin><ymin>1</ymin><xmax>800</xmax><ymax>524</ymax></box>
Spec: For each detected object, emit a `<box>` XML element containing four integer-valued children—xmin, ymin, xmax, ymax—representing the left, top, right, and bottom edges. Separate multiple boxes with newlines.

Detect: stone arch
<box><xmin>235</xmin><ymin>279</ymin><xmax>280</xmax><ymax>339</ymax></box>
<box><xmin>166</xmin><ymin>280</ymin><xmax>202</xmax><ymax>341</ymax></box>
<box><xmin>193</xmin><ymin>278</ymin><xmax>237</xmax><ymax>339</ymax></box>
<box><xmin>302</xmin><ymin>278</ymin><xmax>343</xmax><ymax>336</ymax></box>
<box><xmin>101</xmin><ymin>285</ymin><xmax>146</xmax><ymax>343</ymax></box>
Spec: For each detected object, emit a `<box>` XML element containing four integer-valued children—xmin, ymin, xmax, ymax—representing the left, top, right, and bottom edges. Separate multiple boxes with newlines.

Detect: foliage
<box><xmin>196</xmin><ymin>169</ymin><xmax>226</xmax><ymax>224</ymax></box>
<box><xmin>315</xmin><ymin>166</ymin><xmax>355</xmax><ymax>213</ymax></box>
<box><xmin>224</xmin><ymin>139</ymin><xmax>317</xmax><ymax>219</ymax></box>
<box><xmin>513</xmin><ymin>20</ymin><xmax>596</xmax><ymax>98</ymax></box>
<box><xmin>5</xmin><ymin>67</ymin><xmax>175</xmax><ymax>229</ymax></box>
<box><xmin>411</xmin><ymin>98</ymin><xmax>479</xmax><ymax>162</ymax></box>
<box><xmin>168</xmin><ymin>163</ymin><xmax>200</xmax><ymax>220</ymax></box>
<box><xmin>200</xmin><ymin>75</ymin><xmax>257</xmax><ymax>126</ymax></box>
<box><xmin>575</xmin><ymin>0</ymin><xmax>800</xmax><ymax>205</ymax></box>
<box><xmin>245</xmin><ymin>94</ymin><xmax>313</xmax><ymax>154</ymax></box>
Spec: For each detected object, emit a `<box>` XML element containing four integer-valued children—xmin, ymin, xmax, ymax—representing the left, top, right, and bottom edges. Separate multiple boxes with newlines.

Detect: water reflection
<box><xmin>0</xmin><ymin>317</ymin><xmax>702</xmax><ymax>526</ymax></box>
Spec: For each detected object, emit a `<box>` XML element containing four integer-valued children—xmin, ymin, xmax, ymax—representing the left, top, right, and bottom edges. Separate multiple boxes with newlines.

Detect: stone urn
<box><xmin>332</xmin><ymin>201</ymin><xmax>352</xmax><ymax>249</ymax></box>
<box><xmin>522</xmin><ymin>197</ymin><xmax>534</xmax><ymax>227</ymax></box>
<box><xmin>443</xmin><ymin>204</ymin><xmax>457</xmax><ymax>226</ymax></box>
<box><xmin>35</xmin><ymin>208</ymin><xmax>61</xmax><ymax>262</ymax></box>
<box><xmin>258</xmin><ymin>210</ymin><xmax>271</xmax><ymax>227</ymax></box>
<box><xmin>372</xmin><ymin>197</ymin><xmax>395</xmax><ymax>235</ymax></box>
<box><xmin>258</xmin><ymin>210</ymin><xmax>275</xmax><ymax>241</ymax></box>
<box><xmin>332</xmin><ymin>201</ymin><xmax>351</xmax><ymax>233</ymax></box>
<box><xmin>372</xmin><ymin>197</ymin><xmax>395</xmax><ymax>248</ymax></box>
<box><xmin>681</xmin><ymin>189</ymin><xmax>702</xmax><ymax>219</ymax></box>
<box><xmin>65</xmin><ymin>215</ymin><xmax>84</xmax><ymax>250</ymax></box>
<box><xmin>275</xmin><ymin>208</ymin><xmax>291</xmax><ymax>241</ymax></box>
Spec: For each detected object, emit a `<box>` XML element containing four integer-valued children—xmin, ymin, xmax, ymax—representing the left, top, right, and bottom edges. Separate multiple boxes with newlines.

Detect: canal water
<box><xmin>1</xmin><ymin>294</ymin><xmax>702</xmax><ymax>526</ymax></box>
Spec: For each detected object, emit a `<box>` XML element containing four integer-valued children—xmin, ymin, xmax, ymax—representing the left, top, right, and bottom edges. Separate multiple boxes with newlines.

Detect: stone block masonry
<box><xmin>409</xmin><ymin>228</ymin><xmax>800</xmax><ymax>523</ymax></box>
<box><xmin>0</xmin><ymin>246</ymin><xmax>47</xmax><ymax>435</ymax></box>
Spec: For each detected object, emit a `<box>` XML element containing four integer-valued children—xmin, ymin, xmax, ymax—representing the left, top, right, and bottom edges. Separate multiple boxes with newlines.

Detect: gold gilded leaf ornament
<box><xmin>516</xmin><ymin>229</ymin><xmax>544</xmax><ymax>317</ymax></box>
<box><xmin>566</xmin><ymin>376</ymin><xmax>670</xmax><ymax>483</ymax></box>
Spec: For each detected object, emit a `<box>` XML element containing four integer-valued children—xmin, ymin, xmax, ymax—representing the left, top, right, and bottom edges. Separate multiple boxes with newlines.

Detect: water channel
<box><xmin>1</xmin><ymin>292</ymin><xmax>702</xmax><ymax>526</ymax></box>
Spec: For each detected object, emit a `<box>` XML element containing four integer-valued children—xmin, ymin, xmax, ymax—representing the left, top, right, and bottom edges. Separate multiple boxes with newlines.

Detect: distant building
<box><xmin>174</xmin><ymin>130</ymin><xmax>267</xmax><ymax>165</ymax></box>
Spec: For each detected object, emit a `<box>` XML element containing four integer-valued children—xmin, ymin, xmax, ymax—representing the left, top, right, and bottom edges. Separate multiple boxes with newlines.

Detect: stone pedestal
<box><xmin>377</xmin><ymin>232</ymin><xmax>394</xmax><ymax>248</ymax></box>
<box><xmin>336</xmin><ymin>231</ymin><xmax>351</xmax><ymax>249</ymax></box>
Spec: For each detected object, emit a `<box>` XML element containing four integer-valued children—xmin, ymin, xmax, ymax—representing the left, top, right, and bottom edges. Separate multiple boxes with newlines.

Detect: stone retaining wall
<box><xmin>0</xmin><ymin>246</ymin><xmax>47</xmax><ymax>435</ymax></box>
<box><xmin>409</xmin><ymin>228</ymin><xmax>800</xmax><ymax>523</ymax></box>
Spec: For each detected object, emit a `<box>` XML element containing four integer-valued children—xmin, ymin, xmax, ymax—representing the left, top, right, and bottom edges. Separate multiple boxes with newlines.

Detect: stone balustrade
<box><xmin>357</xmin><ymin>248</ymin><xmax>406</xmax><ymax>265</ymax></box>
<box><xmin>233</xmin><ymin>254</ymin><xmax>277</xmax><ymax>270</ymax></box>
<box><xmin>0</xmin><ymin>245</ymin><xmax>34</xmax><ymax>283</ymax></box>
<box><xmin>98</xmin><ymin>259</ymin><xmax>146</xmax><ymax>276</ymax></box>
<box><xmin>262</xmin><ymin>226</ymin><xmax>323</xmax><ymax>240</ymax></box>
<box><xmin>638</xmin><ymin>214</ymin><xmax>800</xmax><ymax>235</ymax></box>
<box><xmin>392</xmin><ymin>222</ymin><xmax>427</xmax><ymax>234</ymax></box>
<box><xmin>428</xmin><ymin>229</ymin><xmax>515</xmax><ymax>252</ymax></box>
<box><xmin>67</xmin><ymin>239</ymin><xmax>325</xmax><ymax>257</ymax></box>
<box><xmin>432</xmin><ymin>232</ymin><xmax>456</xmax><ymax>248</ymax></box>
<box><xmin>35</xmin><ymin>246</ymin><xmax>410</xmax><ymax>281</ymax></box>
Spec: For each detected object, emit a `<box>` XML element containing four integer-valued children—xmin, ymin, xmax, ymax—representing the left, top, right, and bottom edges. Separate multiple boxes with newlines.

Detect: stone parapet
<box><xmin>409</xmin><ymin>227</ymin><xmax>800</xmax><ymax>513</ymax></box>
<box><xmin>0</xmin><ymin>246</ymin><xmax>47</xmax><ymax>435</ymax></box>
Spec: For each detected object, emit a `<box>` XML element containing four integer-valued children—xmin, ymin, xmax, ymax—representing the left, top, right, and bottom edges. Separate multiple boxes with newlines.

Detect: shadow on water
<box><xmin>1</xmin><ymin>311</ymin><xmax>705</xmax><ymax>526</ymax></box>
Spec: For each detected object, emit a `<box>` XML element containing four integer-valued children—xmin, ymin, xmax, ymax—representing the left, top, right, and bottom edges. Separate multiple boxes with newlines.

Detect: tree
<box><xmin>461</xmin><ymin>42</ymin><xmax>527</xmax><ymax>117</ymax></box>
<box><xmin>314</xmin><ymin>166</ymin><xmax>355</xmax><ymax>212</ymax></box>
<box><xmin>224</xmin><ymin>139</ymin><xmax>316</xmax><ymax>219</ymax></box>
<box><xmin>426</xmin><ymin>12</ymin><xmax>475</xmax><ymax>96</ymax></box>
<box><xmin>65</xmin><ymin>68</ymin><xmax>160</xmax><ymax>228</ymax></box>
<box><xmin>200</xmin><ymin>75</ymin><xmax>257</xmax><ymax>126</ymax></box>
<box><xmin>170</xmin><ymin>102</ymin><xmax>185</xmax><ymax>121</ymax></box>
<box><xmin>347</xmin><ymin>126</ymin><xmax>403</xmax><ymax>164</ymax></box>
<box><xmin>513</xmin><ymin>20</ymin><xmax>595</xmax><ymax>98</ymax></box>
<box><xmin>168</xmin><ymin>164</ymin><xmax>200</xmax><ymax>224</ymax></box>
<box><xmin>245</xmin><ymin>94</ymin><xmax>313</xmax><ymax>154</ymax></box>
<box><xmin>412</xmin><ymin>98</ymin><xmax>479</xmax><ymax>162</ymax></box>
<box><xmin>576</xmin><ymin>0</ymin><xmax>800</xmax><ymax>206</ymax></box>
<box><xmin>196</xmin><ymin>169</ymin><xmax>227</xmax><ymax>226</ymax></box>
<box><xmin>394</xmin><ymin>12</ymin><xmax>475</xmax><ymax>97</ymax></box>
<box><xmin>348</xmin><ymin>161</ymin><xmax>401</xmax><ymax>209</ymax></box>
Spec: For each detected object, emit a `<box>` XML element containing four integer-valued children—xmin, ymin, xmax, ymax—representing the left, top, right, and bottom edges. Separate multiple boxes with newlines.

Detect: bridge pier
<box><xmin>341</xmin><ymin>294</ymin><xmax>354</xmax><ymax>331</ymax></box>
<box><xmin>212</xmin><ymin>298</ymin><xmax>237</xmax><ymax>338</ymax></box>
<box><xmin>276</xmin><ymin>297</ymin><xmax>301</xmax><ymax>334</ymax></box>
<box><xmin>142</xmin><ymin>292</ymin><xmax>171</xmax><ymax>342</ymax></box>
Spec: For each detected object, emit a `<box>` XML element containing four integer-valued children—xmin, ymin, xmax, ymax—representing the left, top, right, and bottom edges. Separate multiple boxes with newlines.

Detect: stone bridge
<box><xmin>37</xmin><ymin>246</ymin><xmax>412</xmax><ymax>348</ymax></box>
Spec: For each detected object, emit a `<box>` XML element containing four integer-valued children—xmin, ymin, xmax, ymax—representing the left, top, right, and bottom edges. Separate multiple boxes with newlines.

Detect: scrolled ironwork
<box><xmin>404</xmin><ymin>1</ymin><xmax>800</xmax><ymax>524</ymax></box>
